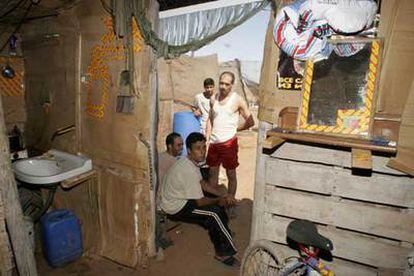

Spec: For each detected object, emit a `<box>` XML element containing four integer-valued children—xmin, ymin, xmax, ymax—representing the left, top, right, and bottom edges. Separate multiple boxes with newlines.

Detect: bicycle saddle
<box><xmin>286</xmin><ymin>219</ymin><xmax>333</xmax><ymax>252</ymax></box>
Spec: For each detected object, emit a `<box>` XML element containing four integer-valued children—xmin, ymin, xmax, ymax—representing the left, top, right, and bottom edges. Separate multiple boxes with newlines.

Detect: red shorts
<box><xmin>206</xmin><ymin>136</ymin><xmax>239</xmax><ymax>170</ymax></box>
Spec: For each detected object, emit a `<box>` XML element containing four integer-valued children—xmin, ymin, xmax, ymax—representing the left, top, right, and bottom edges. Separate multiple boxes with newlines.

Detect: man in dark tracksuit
<box><xmin>160</xmin><ymin>132</ymin><xmax>239</xmax><ymax>267</ymax></box>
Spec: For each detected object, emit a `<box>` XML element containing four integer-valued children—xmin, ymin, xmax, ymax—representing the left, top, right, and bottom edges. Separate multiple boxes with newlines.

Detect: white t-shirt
<box><xmin>157</xmin><ymin>151</ymin><xmax>179</xmax><ymax>206</ymax></box>
<box><xmin>194</xmin><ymin>93</ymin><xmax>211</xmax><ymax>134</ymax></box>
<box><xmin>158</xmin><ymin>151</ymin><xmax>178</xmax><ymax>187</ymax></box>
<box><xmin>160</xmin><ymin>157</ymin><xmax>204</xmax><ymax>215</ymax></box>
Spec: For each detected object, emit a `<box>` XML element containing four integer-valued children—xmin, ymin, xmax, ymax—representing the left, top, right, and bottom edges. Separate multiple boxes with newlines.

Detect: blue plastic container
<box><xmin>173</xmin><ymin>111</ymin><xmax>201</xmax><ymax>155</ymax></box>
<box><xmin>40</xmin><ymin>209</ymin><xmax>83</xmax><ymax>267</ymax></box>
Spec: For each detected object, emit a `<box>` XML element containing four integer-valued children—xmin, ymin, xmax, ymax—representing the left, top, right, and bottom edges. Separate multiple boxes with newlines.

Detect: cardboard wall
<box><xmin>21</xmin><ymin>0</ymin><xmax>158</xmax><ymax>267</ymax></box>
<box><xmin>77</xmin><ymin>0</ymin><xmax>157</xmax><ymax>266</ymax></box>
<box><xmin>0</xmin><ymin>57</ymin><xmax>26</xmax><ymax>134</ymax></box>
<box><xmin>53</xmin><ymin>176</ymin><xmax>100</xmax><ymax>253</ymax></box>
<box><xmin>159</xmin><ymin>54</ymin><xmax>220</xmax><ymax>103</ymax></box>
<box><xmin>388</xmin><ymin>81</ymin><xmax>414</xmax><ymax>176</ymax></box>
<box><xmin>22</xmin><ymin>14</ymin><xmax>78</xmax><ymax>154</ymax></box>
<box><xmin>258</xmin><ymin>9</ymin><xmax>301</xmax><ymax>124</ymax></box>
<box><xmin>377</xmin><ymin>0</ymin><xmax>414</xmax><ymax>115</ymax></box>
<box><xmin>157</xmin><ymin>54</ymin><xmax>219</xmax><ymax>149</ymax></box>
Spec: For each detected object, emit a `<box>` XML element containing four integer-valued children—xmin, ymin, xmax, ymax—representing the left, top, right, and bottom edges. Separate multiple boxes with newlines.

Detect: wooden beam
<box><xmin>0</xmin><ymin>93</ymin><xmax>37</xmax><ymax>274</ymax></box>
<box><xmin>352</xmin><ymin>148</ymin><xmax>372</xmax><ymax>170</ymax></box>
<box><xmin>250</xmin><ymin>121</ymin><xmax>271</xmax><ymax>243</ymax></box>
<box><xmin>262</xmin><ymin>136</ymin><xmax>285</xmax><ymax>150</ymax></box>
<box><xmin>0</xmin><ymin>192</ymin><xmax>13</xmax><ymax>275</ymax></box>
<box><xmin>262</xmin><ymin>214</ymin><xmax>410</xmax><ymax>269</ymax></box>
<box><xmin>264</xmin><ymin>186</ymin><xmax>414</xmax><ymax>243</ymax></box>
<box><xmin>266</xmin><ymin>130</ymin><xmax>396</xmax><ymax>153</ymax></box>
<box><xmin>147</xmin><ymin>0</ymin><xmax>159</xmax><ymax>259</ymax></box>
<box><xmin>266</xmin><ymin>158</ymin><xmax>414</xmax><ymax>208</ymax></box>
<box><xmin>60</xmin><ymin>170</ymin><xmax>96</xmax><ymax>189</ymax></box>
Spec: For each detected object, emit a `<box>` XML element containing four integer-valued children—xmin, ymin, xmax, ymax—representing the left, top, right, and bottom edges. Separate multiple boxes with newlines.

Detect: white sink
<box><xmin>12</xmin><ymin>149</ymin><xmax>92</xmax><ymax>184</ymax></box>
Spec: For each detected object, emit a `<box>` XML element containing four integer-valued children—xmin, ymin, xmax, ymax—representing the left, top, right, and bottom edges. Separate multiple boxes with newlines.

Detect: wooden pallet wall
<box><xmin>253</xmin><ymin>141</ymin><xmax>414</xmax><ymax>275</ymax></box>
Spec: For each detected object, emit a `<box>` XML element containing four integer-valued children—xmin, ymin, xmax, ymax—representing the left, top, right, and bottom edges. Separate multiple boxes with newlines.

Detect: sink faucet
<box><xmin>51</xmin><ymin>124</ymin><xmax>75</xmax><ymax>142</ymax></box>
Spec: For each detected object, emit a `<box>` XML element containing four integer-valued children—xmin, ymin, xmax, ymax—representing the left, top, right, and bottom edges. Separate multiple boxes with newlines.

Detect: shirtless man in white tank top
<box><xmin>206</xmin><ymin>71</ymin><xmax>254</xmax><ymax>203</ymax></box>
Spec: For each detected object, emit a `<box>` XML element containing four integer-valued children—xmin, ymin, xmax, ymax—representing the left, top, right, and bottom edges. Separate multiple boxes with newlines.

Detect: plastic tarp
<box><xmin>159</xmin><ymin>1</ymin><xmax>266</xmax><ymax>47</ymax></box>
<box><xmin>310</xmin><ymin>0</ymin><xmax>377</xmax><ymax>34</ymax></box>
<box><xmin>273</xmin><ymin>0</ymin><xmax>377</xmax><ymax>61</ymax></box>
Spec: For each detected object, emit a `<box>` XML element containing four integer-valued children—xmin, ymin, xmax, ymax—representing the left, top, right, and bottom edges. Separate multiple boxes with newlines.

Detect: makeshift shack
<box><xmin>0</xmin><ymin>0</ymin><xmax>412</xmax><ymax>275</ymax></box>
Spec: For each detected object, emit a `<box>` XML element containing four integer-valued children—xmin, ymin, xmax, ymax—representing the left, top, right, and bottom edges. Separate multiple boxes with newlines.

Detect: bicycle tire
<box><xmin>240</xmin><ymin>239</ymin><xmax>281</xmax><ymax>276</ymax></box>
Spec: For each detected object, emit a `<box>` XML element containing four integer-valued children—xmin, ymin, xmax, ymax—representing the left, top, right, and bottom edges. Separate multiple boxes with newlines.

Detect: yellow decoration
<box><xmin>85</xmin><ymin>17</ymin><xmax>143</xmax><ymax>119</ymax></box>
<box><xmin>298</xmin><ymin>40</ymin><xmax>381</xmax><ymax>136</ymax></box>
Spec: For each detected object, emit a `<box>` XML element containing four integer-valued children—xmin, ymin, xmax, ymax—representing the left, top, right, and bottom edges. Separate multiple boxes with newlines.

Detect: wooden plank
<box><xmin>250</xmin><ymin>122</ymin><xmax>271</xmax><ymax>242</ymax></box>
<box><xmin>264</xmin><ymin>186</ymin><xmax>414</xmax><ymax>243</ymax></box>
<box><xmin>0</xmin><ymin>89</ymin><xmax>37</xmax><ymax>274</ymax></box>
<box><xmin>266</xmin><ymin>159</ymin><xmax>333</xmax><ymax>195</ymax></box>
<box><xmin>265</xmin><ymin>159</ymin><xmax>414</xmax><ymax>208</ymax></box>
<box><xmin>262</xmin><ymin>136</ymin><xmax>285</xmax><ymax>150</ymax></box>
<box><xmin>271</xmin><ymin>142</ymin><xmax>406</xmax><ymax>175</ymax></box>
<box><xmin>60</xmin><ymin>170</ymin><xmax>96</xmax><ymax>189</ymax></box>
<box><xmin>0</xmin><ymin>191</ymin><xmax>12</xmax><ymax>275</ymax></box>
<box><xmin>261</xmin><ymin>213</ymin><xmax>410</xmax><ymax>269</ymax></box>
<box><xmin>147</xmin><ymin>2</ymin><xmax>159</xmax><ymax>257</ymax></box>
<box><xmin>0</xmin><ymin>221</ymin><xmax>13</xmax><ymax>274</ymax></box>
<box><xmin>388</xmin><ymin>159</ymin><xmax>414</xmax><ymax>176</ymax></box>
<box><xmin>352</xmin><ymin>148</ymin><xmax>372</xmax><ymax>170</ymax></box>
<box><xmin>260</xmin><ymin>242</ymin><xmax>378</xmax><ymax>276</ymax></box>
<box><xmin>333</xmin><ymin>171</ymin><xmax>414</xmax><ymax>208</ymax></box>
<box><xmin>267</xmin><ymin>130</ymin><xmax>396</xmax><ymax>153</ymax></box>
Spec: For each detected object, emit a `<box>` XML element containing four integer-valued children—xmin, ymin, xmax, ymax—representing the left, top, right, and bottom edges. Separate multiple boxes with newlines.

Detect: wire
<box><xmin>0</xmin><ymin>1</ymin><xmax>34</xmax><ymax>53</ymax></box>
<box><xmin>0</xmin><ymin>0</ymin><xmax>26</xmax><ymax>19</ymax></box>
<box><xmin>100</xmin><ymin>0</ymin><xmax>112</xmax><ymax>14</ymax></box>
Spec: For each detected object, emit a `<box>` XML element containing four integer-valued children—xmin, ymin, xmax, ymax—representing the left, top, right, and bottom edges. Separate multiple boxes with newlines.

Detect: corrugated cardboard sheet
<box><xmin>388</xmin><ymin>81</ymin><xmax>414</xmax><ymax>176</ymax></box>
<box><xmin>0</xmin><ymin>57</ymin><xmax>26</xmax><ymax>133</ymax></box>
<box><xmin>257</xmin><ymin>10</ymin><xmax>301</xmax><ymax>123</ymax></box>
<box><xmin>377</xmin><ymin>0</ymin><xmax>414</xmax><ymax>115</ymax></box>
<box><xmin>157</xmin><ymin>54</ymin><xmax>219</xmax><ymax>149</ymax></box>
<box><xmin>76</xmin><ymin>0</ymin><xmax>154</xmax><ymax>267</ymax></box>
<box><xmin>158</xmin><ymin>54</ymin><xmax>220</xmax><ymax>103</ymax></box>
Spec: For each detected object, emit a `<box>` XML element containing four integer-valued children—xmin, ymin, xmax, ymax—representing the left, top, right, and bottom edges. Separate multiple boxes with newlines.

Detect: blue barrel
<box><xmin>41</xmin><ymin>209</ymin><xmax>83</xmax><ymax>267</ymax></box>
<box><xmin>173</xmin><ymin>111</ymin><xmax>201</xmax><ymax>155</ymax></box>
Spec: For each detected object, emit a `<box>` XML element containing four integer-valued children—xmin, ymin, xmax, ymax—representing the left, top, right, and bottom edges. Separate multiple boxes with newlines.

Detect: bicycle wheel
<box><xmin>240</xmin><ymin>239</ymin><xmax>281</xmax><ymax>276</ymax></box>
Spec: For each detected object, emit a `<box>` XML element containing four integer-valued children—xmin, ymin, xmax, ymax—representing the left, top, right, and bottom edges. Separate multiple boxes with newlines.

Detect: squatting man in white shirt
<box><xmin>160</xmin><ymin>132</ymin><xmax>240</xmax><ymax>267</ymax></box>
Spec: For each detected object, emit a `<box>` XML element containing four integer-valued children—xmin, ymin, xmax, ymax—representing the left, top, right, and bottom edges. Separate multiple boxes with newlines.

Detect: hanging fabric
<box><xmin>109</xmin><ymin>0</ymin><xmax>269</xmax><ymax>58</ymax></box>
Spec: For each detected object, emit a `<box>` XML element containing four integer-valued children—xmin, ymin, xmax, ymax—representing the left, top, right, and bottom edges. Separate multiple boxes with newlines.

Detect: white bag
<box><xmin>310</xmin><ymin>0</ymin><xmax>378</xmax><ymax>34</ymax></box>
<box><xmin>273</xmin><ymin>0</ymin><xmax>333</xmax><ymax>61</ymax></box>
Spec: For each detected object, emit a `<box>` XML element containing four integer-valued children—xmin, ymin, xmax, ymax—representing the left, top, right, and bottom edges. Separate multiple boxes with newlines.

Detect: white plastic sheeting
<box><xmin>310</xmin><ymin>0</ymin><xmax>377</xmax><ymax>34</ymax></box>
<box><xmin>159</xmin><ymin>1</ymin><xmax>265</xmax><ymax>46</ymax></box>
<box><xmin>273</xmin><ymin>0</ymin><xmax>377</xmax><ymax>61</ymax></box>
<box><xmin>273</xmin><ymin>0</ymin><xmax>333</xmax><ymax>61</ymax></box>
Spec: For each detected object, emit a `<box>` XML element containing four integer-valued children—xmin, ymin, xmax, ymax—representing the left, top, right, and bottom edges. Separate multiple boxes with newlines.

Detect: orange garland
<box><xmin>85</xmin><ymin>17</ymin><xmax>143</xmax><ymax>119</ymax></box>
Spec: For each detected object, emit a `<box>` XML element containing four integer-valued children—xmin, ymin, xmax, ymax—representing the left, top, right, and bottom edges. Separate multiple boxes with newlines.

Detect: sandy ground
<box><xmin>37</xmin><ymin>131</ymin><xmax>258</xmax><ymax>276</ymax></box>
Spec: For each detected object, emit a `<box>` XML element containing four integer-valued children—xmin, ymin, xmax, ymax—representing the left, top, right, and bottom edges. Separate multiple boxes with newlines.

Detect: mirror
<box><xmin>298</xmin><ymin>38</ymin><xmax>382</xmax><ymax>137</ymax></box>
